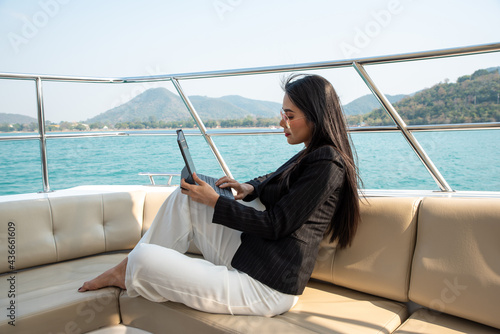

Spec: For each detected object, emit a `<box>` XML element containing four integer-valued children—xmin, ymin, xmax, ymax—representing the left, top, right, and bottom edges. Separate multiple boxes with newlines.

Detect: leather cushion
<box><xmin>409</xmin><ymin>197</ymin><xmax>500</xmax><ymax>329</ymax></box>
<box><xmin>120</xmin><ymin>279</ymin><xmax>408</xmax><ymax>334</ymax></box>
<box><xmin>394</xmin><ymin>308</ymin><xmax>500</xmax><ymax>333</ymax></box>
<box><xmin>313</xmin><ymin>197</ymin><xmax>420</xmax><ymax>302</ymax></box>
<box><xmin>0</xmin><ymin>253</ymin><xmax>126</xmax><ymax>334</ymax></box>
<box><xmin>0</xmin><ymin>191</ymin><xmax>145</xmax><ymax>273</ymax></box>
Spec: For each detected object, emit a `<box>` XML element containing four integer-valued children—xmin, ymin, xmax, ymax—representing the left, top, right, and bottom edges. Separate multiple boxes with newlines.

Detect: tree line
<box><xmin>0</xmin><ymin>116</ymin><xmax>281</xmax><ymax>132</ymax></box>
<box><xmin>112</xmin><ymin>115</ymin><xmax>280</xmax><ymax>130</ymax></box>
<box><xmin>352</xmin><ymin>69</ymin><xmax>500</xmax><ymax>126</ymax></box>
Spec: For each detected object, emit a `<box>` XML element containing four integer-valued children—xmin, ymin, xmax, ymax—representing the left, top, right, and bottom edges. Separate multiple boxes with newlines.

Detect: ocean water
<box><xmin>0</xmin><ymin>129</ymin><xmax>499</xmax><ymax>196</ymax></box>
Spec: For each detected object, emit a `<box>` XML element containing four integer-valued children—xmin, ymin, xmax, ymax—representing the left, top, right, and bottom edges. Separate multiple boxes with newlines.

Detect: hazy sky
<box><xmin>1</xmin><ymin>0</ymin><xmax>499</xmax><ymax>122</ymax></box>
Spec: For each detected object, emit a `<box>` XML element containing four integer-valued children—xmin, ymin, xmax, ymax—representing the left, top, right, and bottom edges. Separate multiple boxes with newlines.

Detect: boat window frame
<box><xmin>1</xmin><ymin>42</ymin><xmax>499</xmax><ymax>193</ymax></box>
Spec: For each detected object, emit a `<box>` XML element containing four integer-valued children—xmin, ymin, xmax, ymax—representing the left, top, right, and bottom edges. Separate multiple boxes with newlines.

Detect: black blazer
<box><xmin>212</xmin><ymin>145</ymin><xmax>345</xmax><ymax>295</ymax></box>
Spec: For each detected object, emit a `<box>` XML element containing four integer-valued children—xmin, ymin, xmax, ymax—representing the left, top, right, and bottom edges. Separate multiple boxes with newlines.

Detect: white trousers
<box><xmin>125</xmin><ymin>188</ymin><xmax>298</xmax><ymax>316</ymax></box>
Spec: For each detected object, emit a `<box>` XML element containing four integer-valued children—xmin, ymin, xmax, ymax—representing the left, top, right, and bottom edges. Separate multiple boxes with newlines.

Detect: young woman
<box><xmin>79</xmin><ymin>74</ymin><xmax>361</xmax><ymax>317</ymax></box>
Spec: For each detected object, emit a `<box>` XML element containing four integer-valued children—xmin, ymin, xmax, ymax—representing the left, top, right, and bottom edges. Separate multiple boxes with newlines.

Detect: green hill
<box><xmin>86</xmin><ymin>88</ymin><xmax>190</xmax><ymax>124</ymax></box>
<box><xmin>343</xmin><ymin>94</ymin><xmax>407</xmax><ymax>116</ymax></box>
<box><xmin>86</xmin><ymin>88</ymin><xmax>281</xmax><ymax>125</ymax></box>
<box><xmin>0</xmin><ymin>113</ymin><xmax>38</xmax><ymax>132</ymax></box>
<box><xmin>0</xmin><ymin>113</ymin><xmax>37</xmax><ymax>124</ymax></box>
<box><xmin>188</xmin><ymin>95</ymin><xmax>248</xmax><ymax>120</ymax></box>
<box><xmin>357</xmin><ymin>67</ymin><xmax>500</xmax><ymax>126</ymax></box>
<box><xmin>218</xmin><ymin>95</ymin><xmax>283</xmax><ymax>118</ymax></box>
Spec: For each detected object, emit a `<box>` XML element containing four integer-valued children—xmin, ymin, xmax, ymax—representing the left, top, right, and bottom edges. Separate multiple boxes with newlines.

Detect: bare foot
<box><xmin>78</xmin><ymin>258</ymin><xmax>128</xmax><ymax>292</ymax></box>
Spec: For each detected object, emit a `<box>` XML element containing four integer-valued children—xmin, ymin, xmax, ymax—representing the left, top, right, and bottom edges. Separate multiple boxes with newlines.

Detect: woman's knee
<box><xmin>128</xmin><ymin>243</ymin><xmax>161</xmax><ymax>269</ymax></box>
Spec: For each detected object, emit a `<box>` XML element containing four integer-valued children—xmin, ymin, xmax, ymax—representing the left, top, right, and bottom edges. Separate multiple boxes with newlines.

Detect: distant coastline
<box><xmin>0</xmin><ymin>125</ymin><xmax>284</xmax><ymax>135</ymax></box>
<box><xmin>0</xmin><ymin>115</ymin><xmax>281</xmax><ymax>133</ymax></box>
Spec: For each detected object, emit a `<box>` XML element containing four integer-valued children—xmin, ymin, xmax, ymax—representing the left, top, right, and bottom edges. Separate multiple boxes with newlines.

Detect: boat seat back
<box><xmin>0</xmin><ymin>191</ymin><xmax>146</xmax><ymax>273</ymax></box>
<box><xmin>409</xmin><ymin>197</ymin><xmax>500</xmax><ymax>329</ymax></box>
<box><xmin>312</xmin><ymin>197</ymin><xmax>421</xmax><ymax>302</ymax></box>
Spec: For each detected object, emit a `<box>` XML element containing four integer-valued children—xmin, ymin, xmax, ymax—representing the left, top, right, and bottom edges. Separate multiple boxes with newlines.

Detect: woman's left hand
<box><xmin>180</xmin><ymin>173</ymin><xmax>220</xmax><ymax>208</ymax></box>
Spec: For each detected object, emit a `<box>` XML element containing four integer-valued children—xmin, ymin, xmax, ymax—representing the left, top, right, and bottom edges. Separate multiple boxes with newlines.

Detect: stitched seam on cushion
<box><xmin>376</xmin><ymin>303</ymin><xmax>408</xmax><ymax>334</ymax></box>
<box><xmin>164</xmin><ymin>302</ymin><xmax>240</xmax><ymax>333</ymax></box>
<box><xmin>101</xmin><ymin>194</ymin><xmax>107</xmax><ymax>252</ymax></box>
<box><xmin>406</xmin><ymin>197</ymin><xmax>424</xmax><ymax>302</ymax></box>
<box><xmin>276</xmin><ymin>307</ymin><xmax>343</xmax><ymax>333</ymax></box>
<box><xmin>47</xmin><ymin>198</ymin><xmax>59</xmax><ymax>262</ymax></box>
<box><xmin>16</xmin><ymin>288</ymin><xmax>121</xmax><ymax>323</ymax></box>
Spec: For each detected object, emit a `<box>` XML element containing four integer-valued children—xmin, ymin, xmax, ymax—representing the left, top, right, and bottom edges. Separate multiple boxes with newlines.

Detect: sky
<box><xmin>0</xmin><ymin>0</ymin><xmax>499</xmax><ymax>122</ymax></box>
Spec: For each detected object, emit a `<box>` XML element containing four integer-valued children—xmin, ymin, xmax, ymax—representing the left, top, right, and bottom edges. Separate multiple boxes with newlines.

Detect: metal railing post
<box><xmin>171</xmin><ymin>78</ymin><xmax>234</xmax><ymax>179</ymax></box>
<box><xmin>35</xmin><ymin>77</ymin><xmax>51</xmax><ymax>192</ymax></box>
<box><xmin>352</xmin><ymin>62</ymin><xmax>453</xmax><ymax>192</ymax></box>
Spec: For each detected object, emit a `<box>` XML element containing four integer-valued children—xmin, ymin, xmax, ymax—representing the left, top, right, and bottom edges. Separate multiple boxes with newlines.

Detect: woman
<box><xmin>79</xmin><ymin>74</ymin><xmax>361</xmax><ymax>317</ymax></box>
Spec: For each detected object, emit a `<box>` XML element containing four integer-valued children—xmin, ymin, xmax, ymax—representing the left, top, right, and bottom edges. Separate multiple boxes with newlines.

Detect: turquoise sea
<box><xmin>0</xmin><ymin>129</ymin><xmax>499</xmax><ymax>196</ymax></box>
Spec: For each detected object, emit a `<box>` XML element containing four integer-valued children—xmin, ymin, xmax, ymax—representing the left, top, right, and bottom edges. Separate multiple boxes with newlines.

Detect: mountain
<box><xmin>218</xmin><ymin>95</ymin><xmax>282</xmax><ymax>118</ymax></box>
<box><xmin>0</xmin><ymin>113</ymin><xmax>37</xmax><ymax>124</ymax></box>
<box><xmin>188</xmin><ymin>95</ymin><xmax>248</xmax><ymax>120</ymax></box>
<box><xmin>86</xmin><ymin>88</ymin><xmax>190</xmax><ymax>124</ymax></box>
<box><xmin>86</xmin><ymin>88</ymin><xmax>281</xmax><ymax>125</ymax></box>
<box><xmin>343</xmin><ymin>94</ymin><xmax>408</xmax><ymax>116</ymax></box>
<box><xmin>358</xmin><ymin>68</ymin><xmax>500</xmax><ymax>125</ymax></box>
<box><xmin>486</xmin><ymin>66</ymin><xmax>500</xmax><ymax>75</ymax></box>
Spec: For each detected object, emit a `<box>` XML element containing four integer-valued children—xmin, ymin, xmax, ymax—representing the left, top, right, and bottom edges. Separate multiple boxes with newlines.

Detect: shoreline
<box><xmin>0</xmin><ymin>126</ymin><xmax>283</xmax><ymax>135</ymax></box>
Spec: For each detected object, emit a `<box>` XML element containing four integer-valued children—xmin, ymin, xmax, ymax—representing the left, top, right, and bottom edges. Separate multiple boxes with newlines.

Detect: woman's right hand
<box><xmin>215</xmin><ymin>176</ymin><xmax>255</xmax><ymax>200</ymax></box>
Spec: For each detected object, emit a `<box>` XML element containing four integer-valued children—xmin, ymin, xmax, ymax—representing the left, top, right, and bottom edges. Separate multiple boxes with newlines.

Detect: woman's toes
<box><xmin>78</xmin><ymin>282</ymin><xmax>91</xmax><ymax>292</ymax></box>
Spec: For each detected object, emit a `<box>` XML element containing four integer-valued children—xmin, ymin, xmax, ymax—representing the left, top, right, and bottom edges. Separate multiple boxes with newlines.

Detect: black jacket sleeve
<box><xmin>241</xmin><ymin>172</ymin><xmax>273</xmax><ymax>202</ymax></box>
<box><xmin>212</xmin><ymin>146</ymin><xmax>344</xmax><ymax>240</ymax></box>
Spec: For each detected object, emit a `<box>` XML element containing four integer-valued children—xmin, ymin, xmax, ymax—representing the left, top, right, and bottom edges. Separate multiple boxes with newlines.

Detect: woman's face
<box><xmin>280</xmin><ymin>93</ymin><xmax>313</xmax><ymax>146</ymax></box>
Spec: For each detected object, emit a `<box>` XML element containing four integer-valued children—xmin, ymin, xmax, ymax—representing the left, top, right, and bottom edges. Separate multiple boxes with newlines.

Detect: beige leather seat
<box><xmin>0</xmin><ymin>254</ymin><xmax>126</xmax><ymax>334</ymax></box>
<box><xmin>86</xmin><ymin>324</ymin><xmax>153</xmax><ymax>333</ymax></box>
<box><xmin>0</xmin><ymin>191</ymin><xmax>147</xmax><ymax>334</ymax></box>
<box><xmin>405</xmin><ymin>197</ymin><xmax>500</xmax><ymax>333</ymax></box>
<box><xmin>120</xmin><ymin>280</ymin><xmax>408</xmax><ymax>333</ymax></box>
<box><xmin>395</xmin><ymin>309</ymin><xmax>500</xmax><ymax>334</ymax></box>
<box><xmin>2</xmin><ymin>189</ymin><xmax>499</xmax><ymax>333</ymax></box>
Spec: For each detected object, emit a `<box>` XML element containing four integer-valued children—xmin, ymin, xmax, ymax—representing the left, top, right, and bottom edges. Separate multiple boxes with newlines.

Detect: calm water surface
<box><xmin>0</xmin><ymin>129</ymin><xmax>498</xmax><ymax>195</ymax></box>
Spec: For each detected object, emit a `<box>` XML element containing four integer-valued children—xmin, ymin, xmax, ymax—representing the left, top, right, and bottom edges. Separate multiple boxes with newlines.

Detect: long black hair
<box><xmin>281</xmin><ymin>74</ymin><xmax>361</xmax><ymax>248</ymax></box>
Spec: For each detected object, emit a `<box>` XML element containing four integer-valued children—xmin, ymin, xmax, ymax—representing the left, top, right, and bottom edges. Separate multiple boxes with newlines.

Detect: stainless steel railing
<box><xmin>138</xmin><ymin>172</ymin><xmax>180</xmax><ymax>186</ymax></box>
<box><xmin>352</xmin><ymin>62</ymin><xmax>453</xmax><ymax>191</ymax></box>
<box><xmin>1</xmin><ymin>42</ymin><xmax>499</xmax><ymax>193</ymax></box>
